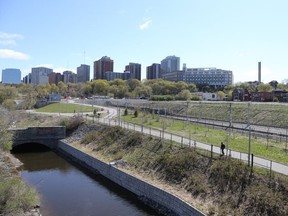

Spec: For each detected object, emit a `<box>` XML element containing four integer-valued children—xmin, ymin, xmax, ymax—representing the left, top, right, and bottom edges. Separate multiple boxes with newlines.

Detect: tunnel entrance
<box><xmin>11</xmin><ymin>143</ymin><xmax>51</xmax><ymax>153</ymax></box>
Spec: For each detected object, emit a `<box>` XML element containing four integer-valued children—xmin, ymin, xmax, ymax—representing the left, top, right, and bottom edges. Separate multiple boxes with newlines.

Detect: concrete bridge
<box><xmin>11</xmin><ymin>126</ymin><xmax>66</xmax><ymax>150</ymax></box>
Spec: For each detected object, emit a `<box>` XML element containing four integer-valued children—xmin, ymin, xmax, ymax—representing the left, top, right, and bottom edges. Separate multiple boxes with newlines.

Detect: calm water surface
<box><xmin>14</xmin><ymin>150</ymin><xmax>162</xmax><ymax>216</ymax></box>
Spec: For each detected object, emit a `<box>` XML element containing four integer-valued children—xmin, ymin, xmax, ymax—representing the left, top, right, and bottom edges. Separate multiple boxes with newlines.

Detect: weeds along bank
<box><xmin>0</xmin><ymin>107</ymin><xmax>40</xmax><ymax>216</ymax></box>
<box><xmin>0</xmin><ymin>152</ymin><xmax>40</xmax><ymax>216</ymax></box>
<box><xmin>64</xmin><ymin>122</ymin><xmax>288</xmax><ymax>216</ymax></box>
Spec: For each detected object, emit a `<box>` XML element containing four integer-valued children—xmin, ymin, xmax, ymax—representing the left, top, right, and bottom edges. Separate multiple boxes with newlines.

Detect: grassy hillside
<box><xmin>69</xmin><ymin>123</ymin><xmax>288</xmax><ymax>216</ymax></box>
<box><xmin>122</xmin><ymin>111</ymin><xmax>288</xmax><ymax>165</ymax></box>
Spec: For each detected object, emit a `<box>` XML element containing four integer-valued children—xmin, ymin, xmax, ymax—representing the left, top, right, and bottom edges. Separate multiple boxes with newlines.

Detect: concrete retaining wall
<box><xmin>57</xmin><ymin>141</ymin><xmax>205</xmax><ymax>216</ymax></box>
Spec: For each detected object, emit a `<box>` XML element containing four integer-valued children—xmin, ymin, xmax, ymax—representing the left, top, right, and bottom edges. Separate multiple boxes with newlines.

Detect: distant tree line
<box><xmin>0</xmin><ymin>79</ymin><xmax>288</xmax><ymax>110</ymax></box>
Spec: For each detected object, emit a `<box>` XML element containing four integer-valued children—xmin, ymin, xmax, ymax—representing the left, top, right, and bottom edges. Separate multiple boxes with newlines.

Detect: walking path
<box><xmin>29</xmin><ymin>102</ymin><xmax>288</xmax><ymax>176</ymax></box>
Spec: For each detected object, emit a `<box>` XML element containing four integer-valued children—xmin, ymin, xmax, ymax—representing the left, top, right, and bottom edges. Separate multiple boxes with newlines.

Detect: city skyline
<box><xmin>1</xmin><ymin>1</ymin><xmax>288</xmax><ymax>83</ymax></box>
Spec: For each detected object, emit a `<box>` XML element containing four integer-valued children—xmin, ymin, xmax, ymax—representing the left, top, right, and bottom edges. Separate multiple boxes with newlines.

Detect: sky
<box><xmin>1</xmin><ymin>0</ymin><xmax>288</xmax><ymax>84</ymax></box>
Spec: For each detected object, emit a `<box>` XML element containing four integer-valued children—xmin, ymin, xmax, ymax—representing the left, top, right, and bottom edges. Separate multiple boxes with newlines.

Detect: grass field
<box><xmin>111</xmin><ymin>100</ymin><xmax>288</xmax><ymax>128</ymax></box>
<box><xmin>36</xmin><ymin>102</ymin><xmax>94</xmax><ymax>113</ymax></box>
<box><xmin>122</xmin><ymin>110</ymin><xmax>288</xmax><ymax>164</ymax></box>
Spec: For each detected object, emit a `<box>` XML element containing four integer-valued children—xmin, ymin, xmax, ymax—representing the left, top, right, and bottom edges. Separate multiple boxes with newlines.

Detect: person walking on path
<box><xmin>220</xmin><ymin>142</ymin><xmax>225</xmax><ymax>156</ymax></box>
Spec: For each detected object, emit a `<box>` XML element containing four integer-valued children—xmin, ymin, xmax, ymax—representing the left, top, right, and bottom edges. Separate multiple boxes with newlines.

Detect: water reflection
<box><xmin>14</xmin><ymin>150</ymin><xmax>162</xmax><ymax>216</ymax></box>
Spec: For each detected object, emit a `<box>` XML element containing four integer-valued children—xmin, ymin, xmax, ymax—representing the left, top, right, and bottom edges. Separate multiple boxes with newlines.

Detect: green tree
<box><xmin>217</xmin><ymin>91</ymin><xmax>226</xmax><ymax>100</ymax></box>
<box><xmin>188</xmin><ymin>83</ymin><xmax>197</xmax><ymax>92</ymax></box>
<box><xmin>175</xmin><ymin>89</ymin><xmax>192</xmax><ymax>100</ymax></box>
<box><xmin>258</xmin><ymin>83</ymin><xmax>273</xmax><ymax>92</ymax></box>
<box><xmin>175</xmin><ymin>81</ymin><xmax>188</xmax><ymax>94</ymax></box>
<box><xmin>269</xmin><ymin>80</ymin><xmax>278</xmax><ymax>90</ymax></box>
<box><xmin>109</xmin><ymin>79</ymin><xmax>129</xmax><ymax>98</ymax></box>
<box><xmin>91</xmin><ymin>79</ymin><xmax>109</xmax><ymax>95</ymax></box>
<box><xmin>57</xmin><ymin>81</ymin><xmax>68</xmax><ymax>95</ymax></box>
<box><xmin>0</xmin><ymin>85</ymin><xmax>17</xmax><ymax>104</ymax></box>
<box><xmin>126</xmin><ymin>79</ymin><xmax>141</xmax><ymax>92</ymax></box>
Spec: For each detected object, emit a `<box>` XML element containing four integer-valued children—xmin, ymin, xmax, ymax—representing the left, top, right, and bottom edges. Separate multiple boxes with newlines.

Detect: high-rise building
<box><xmin>63</xmin><ymin>71</ymin><xmax>77</xmax><ymax>83</ymax></box>
<box><xmin>31</xmin><ymin>67</ymin><xmax>53</xmax><ymax>85</ymax></box>
<box><xmin>125</xmin><ymin>62</ymin><xmax>141</xmax><ymax>80</ymax></box>
<box><xmin>146</xmin><ymin>63</ymin><xmax>161</xmax><ymax>80</ymax></box>
<box><xmin>23</xmin><ymin>73</ymin><xmax>32</xmax><ymax>84</ymax></box>
<box><xmin>2</xmin><ymin>68</ymin><xmax>21</xmax><ymax>84</ymax></box>
<box><xmin>77</xmin><ymin>64</ymin><xmax>90</xmax><ymax>83</ymax></box>
<box><xmin>49</xmin><ymin>72</ymin><xmax>63</xmax><ymax>84</ymax></box>
<box><xmin>160</xmin><ymin>55</ymin><xmax>180</xmax><ymax>74</ymax></box>
<box><xmin>93</xmin><ymin>56</ymin><xmax>114</xmax><ymax>80</ymax></box>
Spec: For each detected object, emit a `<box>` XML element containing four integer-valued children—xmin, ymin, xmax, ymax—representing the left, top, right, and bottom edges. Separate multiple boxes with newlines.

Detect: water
<box><xmin>13</xmin><ymin>149</ymin><xmax>162</xmax><ymax>216</ymax></box>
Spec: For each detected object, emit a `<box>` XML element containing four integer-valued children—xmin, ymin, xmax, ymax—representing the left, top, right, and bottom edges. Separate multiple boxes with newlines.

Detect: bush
<box><xmin>209</xmin><ymin>159</ymin><xmax>250</xmax><ymax>193</ymax></box>
<box><xmin>150</xmin><ymin>95</ymin><xmax>174</xmax><ymax>101</ymax></box>
<box><xmin>81</xmin><ymin>131</ymin><xmax>98</xmax><ymax>144</ymax></box>
<box><xmin>60</xmin><ymin>116</ymin><xmax>84</xmax><ymax>134</ymax></box>
<box><xmin>0</xmin><ymin>177</ymin><xmax>39</xmax><ymax>215</ymax></box>
<box><xmin>244</xmin><ymin>185</ymin><xmax>288</xmax><ymax>215</ymax></box>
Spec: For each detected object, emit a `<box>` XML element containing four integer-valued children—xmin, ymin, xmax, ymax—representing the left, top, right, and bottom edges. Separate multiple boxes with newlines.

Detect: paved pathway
<box><xmin>29</xmin><ymin>102</ymin><xmax>288</xmax><ymax>176</ymax></box>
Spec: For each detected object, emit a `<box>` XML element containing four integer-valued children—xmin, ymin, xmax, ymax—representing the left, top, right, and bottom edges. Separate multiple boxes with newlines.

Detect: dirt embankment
<box><xmin>64</xmin><ymin>122</ymin><xmax>288</xmax><ymax>216</ymax></box>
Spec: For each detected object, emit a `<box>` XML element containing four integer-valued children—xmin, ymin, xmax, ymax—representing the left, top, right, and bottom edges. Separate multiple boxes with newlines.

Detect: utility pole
<box><xmin>226</xmin><ymin>103</ymin><xmax>232</xmax><ymax>156</ymax></box>
<box><xmin>247</xmin><ymin>102</ymin><xmax>252</xmax><ymax>166</ymax></box>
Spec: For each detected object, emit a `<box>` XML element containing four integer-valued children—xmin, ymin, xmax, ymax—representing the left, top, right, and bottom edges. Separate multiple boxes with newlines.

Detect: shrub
<box><xmin>0</xmin><ymin>177</ymin><xmax>39</xmax><ymax>215</ymax></box>
<box><xmin>60</xmin><ymin>116</ymin><xmax>84</xmax><ymax>134</ymax></box>
<box><xmin>150</xmin><ymin>95</ymin><xmax>174</xmax><ymax>101</ymax></box>
<box><xmin>209</xmin><ymin>159</ymin><xmax>250</xmax><ymax>193</ymax></box>
<box><xmin>81</xmin><ymin>131</ymin><xmax>98</xmax><ymax>144</ymax></box>
<box><xmin>244</xmin><ymin>185</ymin><xmax>288</xmax><ymax>215</ymax></box>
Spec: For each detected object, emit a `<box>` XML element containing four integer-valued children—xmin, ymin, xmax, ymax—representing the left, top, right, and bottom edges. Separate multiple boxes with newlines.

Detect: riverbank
<box><xmin>0</xmin><ymin>151</ymin><xmax>41</xmax><ymax>216</ymax></box>
<box><xmin>62</xmin><ymin>122</ymin><xmax>288</xmax><ymax>216</ymax></box>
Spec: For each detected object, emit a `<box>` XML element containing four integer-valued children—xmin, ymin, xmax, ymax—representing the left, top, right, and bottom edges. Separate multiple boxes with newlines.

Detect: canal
<box><xmin>13</xmin><ymin>146</ymin><xmax>162</xmax><ymax>216</ymax></box>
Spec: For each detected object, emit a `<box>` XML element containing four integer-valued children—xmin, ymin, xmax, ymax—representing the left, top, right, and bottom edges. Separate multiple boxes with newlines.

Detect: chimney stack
<box><xmin>258</xmin><ymin>62</ymin><xmax>261</xmax><ymax>83</ymax></box>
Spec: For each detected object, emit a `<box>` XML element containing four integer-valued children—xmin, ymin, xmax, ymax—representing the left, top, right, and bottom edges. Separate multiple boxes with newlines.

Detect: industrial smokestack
<box><xmin>258</xmin><ymin>62</ymin><xmax>261</xmax><ymax>83</ymax></box>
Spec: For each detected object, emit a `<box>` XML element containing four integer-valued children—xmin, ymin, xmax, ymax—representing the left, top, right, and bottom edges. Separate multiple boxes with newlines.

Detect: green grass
<box><xmin>122</xmin><ymin>111</ymin><xmax>288</xmax><ymax>165</ymax></box>
<box><xmin>36</xmin><ymin>102</ymin><xmax>94</xmax><ymax>113</ymax></box>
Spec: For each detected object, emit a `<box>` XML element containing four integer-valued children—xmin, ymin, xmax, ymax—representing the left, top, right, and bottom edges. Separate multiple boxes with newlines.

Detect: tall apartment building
<box><xmin>49</xmin><ymin>72</ymin><xmax>63</xmax><ymax>84</ymax></box>
<box><xmin>2</xmin><ymin>68</ymin><xmax>21</xmax><ymax>84</ymax></box>
<box><xmin>31</xmin><ymin>67</ymin><xmax>53</xmax><ymax>85</ymax></box>
<box><xmin>160</xmin><ymin>55</ymin><xmax>180</xmax><ymax>74</ymax></box>
<box><xmin>125</xmin><ymin>62</ymin><xmax>141</xmax><ymax>80</ymax></box>
<box><xmin>93</xmin><ymin>56</ymin><xmax>114</xmax><ymax>80</ymax></box>
<box><xmin>63</xmin><ymin>71</ymin><xmax>77</xmax><ymax>83</ymax></box>
<box><xmin>77</xmin><ymin>64</ymin><xmax>90</xmax><ymax>83</ymax></box>
<box><xmin>162</xmin><ymin>67</ymin><xmax>233</xmax><ymax>87</ymax></box>
<box><xmin>146</xmin><ymin>63</ymin><xmax>161</xmax><ymax>80</ymax></box>
<box><xmin>23</xmin><ymin>73</ymin><xmax>32</xmax><ymax>84</ymax></box>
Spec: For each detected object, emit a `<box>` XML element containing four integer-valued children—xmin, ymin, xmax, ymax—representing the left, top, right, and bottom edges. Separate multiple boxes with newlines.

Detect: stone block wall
<box><xmin>57</xmin><ymin>141</ymin><xmax>205</xmax><ymax>216</ymax></box>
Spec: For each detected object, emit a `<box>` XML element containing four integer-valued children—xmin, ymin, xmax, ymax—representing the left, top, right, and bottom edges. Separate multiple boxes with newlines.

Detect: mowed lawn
<box><xmin>36</xmin><ymin>102</ymin><xmax>94</xmax><ymax>113</ymax></box>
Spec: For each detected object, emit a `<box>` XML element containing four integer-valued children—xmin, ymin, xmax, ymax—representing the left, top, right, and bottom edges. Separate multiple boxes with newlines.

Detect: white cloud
<box><xmin>0</xmin><ymin>32</ymin><xmax>23</xmax><ymax>40</ymax></box>
<box><xmin>0</xmin><ymin>32</ymin><xmax>24</xmax><ymax>46</ymax></box>
<box><xmin>139</xmin><ymin>18</ymin><xmax>152</xmax><ymax>30</ymax></box>
<box><xmin>0</xmin><ymin>49</ymin><xmax>30</xmax><ymax>60</ymax></box>
<box><xmin>0</xmin><ymin>40</ymin><xmax>17</xmax><ymax>46</ymax></box>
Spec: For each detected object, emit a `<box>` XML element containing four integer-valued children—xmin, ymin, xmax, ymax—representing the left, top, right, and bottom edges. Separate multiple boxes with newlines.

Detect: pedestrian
<box><xmin>220</xmin><ymin>142</ymin><xmax>225</xmax><ymax>156</ymax></box>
